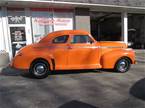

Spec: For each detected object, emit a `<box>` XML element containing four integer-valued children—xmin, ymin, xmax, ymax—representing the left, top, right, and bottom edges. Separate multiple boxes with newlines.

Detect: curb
<box><xmin>135</xmin><ymin>50</ymin><xmax>145</xmax><ymax>53</ymax></box>
<box><xmin>0</xmin><ymin>67</ymin><xmax>3</xmax><ymax>72</ymax></box>
<box><xmin>0</xmin><ymin>66</ymin><xmax>7</xmax><ymax>72</ymax></box>
<box><xmin>136</xmin><ymin>59</ymin><xmax>145</xmax><ymax>63</ymax></box>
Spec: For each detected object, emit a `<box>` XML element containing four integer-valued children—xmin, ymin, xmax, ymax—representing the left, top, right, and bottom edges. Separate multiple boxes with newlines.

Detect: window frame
<box><xmin>71</xmin><ymin>35</ymin><xmax>94</xmax><ymax>44</ymax></box>
<box><xmin>52</xmin><ymin>35</ymin><xmax>69</xmax><ymax>44</ymax></box>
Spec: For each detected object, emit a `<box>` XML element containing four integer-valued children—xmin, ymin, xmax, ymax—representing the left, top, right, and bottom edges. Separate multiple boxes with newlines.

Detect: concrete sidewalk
<box><xmin>0</xmin><ymin>65</ymin><xmax>6</xmax><ymax>72</ymax></box>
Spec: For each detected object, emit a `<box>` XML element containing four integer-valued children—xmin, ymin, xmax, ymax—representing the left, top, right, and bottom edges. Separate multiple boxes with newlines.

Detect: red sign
<box><xmin>34</xmin><ymin>18</ymin><xmax>71</xmax><ymax>26</ymax></box>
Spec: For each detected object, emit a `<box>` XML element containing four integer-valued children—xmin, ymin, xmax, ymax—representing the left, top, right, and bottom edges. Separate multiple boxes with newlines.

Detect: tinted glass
<box><xmin>53</xmin><ymin>35</ymin><xmax>68</xmax><ymax>43</ymax></box>
<box><xmin>71</xmin><ymin>35</ymin><xmax>93</xmax><ymax>44</ymax></box>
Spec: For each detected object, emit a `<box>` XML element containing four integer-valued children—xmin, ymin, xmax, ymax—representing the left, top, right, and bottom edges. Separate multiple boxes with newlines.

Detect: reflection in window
<box><xmin>53</xmin><ymin>10</ymin><xmax>74</xmax><ymax>31</ymax></box>
<box><xmin>31</xmin><ymin>10</ymin><xmax>53</xmax><ymax>43</ymax></box>
<box><xmin>53</xmin><ymin>35</ymin><xmax>68</xmax><ymax>43</ymax></box>
<box><xmin>72</xmin><ymin>35</ymin><xmax>92</xmax><ymax>44</ymax></box>
<box><xmin>31</xmin><ymin>8</ymin><xmax>74</xmax><ymax>43</ymax></box>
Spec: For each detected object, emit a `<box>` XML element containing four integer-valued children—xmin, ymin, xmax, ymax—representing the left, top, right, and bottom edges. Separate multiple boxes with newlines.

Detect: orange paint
<box><xmin>10</xmin><ymin>30</ymin><xmax>135</xmax><ymax>71</ymax></box>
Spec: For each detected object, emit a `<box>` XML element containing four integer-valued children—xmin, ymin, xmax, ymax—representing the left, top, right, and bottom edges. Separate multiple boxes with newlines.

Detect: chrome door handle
<box><xmin>68</xmin><ymin>46</ymin><xmax>73</xmax><ymax>49</ymax></box>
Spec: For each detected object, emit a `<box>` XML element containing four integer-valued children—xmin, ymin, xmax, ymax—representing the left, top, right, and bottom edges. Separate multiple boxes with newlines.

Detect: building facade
<box><xmin>0</xmin><ymin>0</ymin><xmax>145</xmax><ymax>65</ymax></box>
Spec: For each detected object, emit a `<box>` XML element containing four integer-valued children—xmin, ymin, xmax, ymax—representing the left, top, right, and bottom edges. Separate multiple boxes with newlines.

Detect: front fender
<box><xmin>100</xmin><ymin>49</ymin><xmax>135</xmax><ymax>69</ymax></box>
<box><xmin>29</xmin><ymin>55</ymin><xmax>54</xmax><ymax>71</ymax></box>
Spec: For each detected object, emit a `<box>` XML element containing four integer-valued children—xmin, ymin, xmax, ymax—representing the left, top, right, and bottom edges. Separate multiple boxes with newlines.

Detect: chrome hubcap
<box><xmin>36</xmin><ymin>65</ymin><xmax>45</xmax><ymax>73</ymax></box>
<box><xmin>34</xmin><ymin>63</ymin><xmax>46</xmax><ymax>76</ymax></box>
<box><xmin>118</xmin><ymin>60</ymin><xmax>128</xmax><ymax>72</ymax></box>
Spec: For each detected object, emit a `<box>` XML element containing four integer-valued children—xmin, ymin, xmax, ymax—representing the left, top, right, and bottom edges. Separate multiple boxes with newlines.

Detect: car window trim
<box><xmin>52</xmin><ymin>35</ymin><xmax>69</xmax><ymax>44</ymax></box>
<box><xmin>71</xmin><ymin>35</ymin><xmax>94</xmax><ymax>44</ymax></box>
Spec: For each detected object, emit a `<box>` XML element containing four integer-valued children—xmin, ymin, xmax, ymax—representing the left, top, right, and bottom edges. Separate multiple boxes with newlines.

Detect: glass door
<box><xmin>7</xmin><ymin>8</ymin><xmax>27</xmax><ymax>57</ymax></box>
<box><xmin>9</xmin><ymin>26</ymin><xmax>26</xmax><ymax>56</ymax></box>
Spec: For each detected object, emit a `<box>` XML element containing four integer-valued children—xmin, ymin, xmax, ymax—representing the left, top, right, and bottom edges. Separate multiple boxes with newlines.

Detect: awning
<box><xmin>0</xmin><ymin>0</ymin><xmax>145</xmax><ymax>13</ymax></box>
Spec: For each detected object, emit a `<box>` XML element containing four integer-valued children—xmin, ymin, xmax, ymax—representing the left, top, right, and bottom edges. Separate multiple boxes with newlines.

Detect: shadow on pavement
<box><xmin>58</xmin><ymin>100</ymin><xmax>98</xmax><ymax>108</ymax></box>
<box><xmin>0</xmin><ymin>66</ymin><xmax>101</xmax><ymax>77</ymax></box>
<box><xmin>0</xmin><ymin>66</ymin><xmax>115</xmax><ymax>79</ymax></box>
<box><xmin>21</xmin><ymin>70</ymin><xmax>101</xmax><ymax>79</ymax></box>
<box><xmin>0</xmin><ymin>66</ymin><xmax>22</xmax><ymax>76</ymax></box>
<box><xmin>130</xmin><ymin>78</ymin><xmax>145</xmax><ymax>101</ymax></box>
<box><xmin>0</xmin><ymin>66</ymin><xmax>36</xmax><ymax>79</ymax></box>
<box><xmin>50</xmin><ymin>69</ymin><xmax>101</xmax><ymax>75</ymax></box>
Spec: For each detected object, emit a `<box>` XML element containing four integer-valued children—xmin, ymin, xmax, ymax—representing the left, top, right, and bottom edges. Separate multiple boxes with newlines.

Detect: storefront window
<box><xmin>31</xmin><ymin>8</ymin><xmax>74</xmax><ymax>43</ymax></box>
<box><xmin>7</xmin><ymin>8</ymin><xmax>25</xmax><ymax>24</ymax></box>
<box><xmin>53</xmin><ymin>9</ymin><xmax>74</xmax><ymax>31</ymax></box>
<box><xmin>31</xmin><ymin>9</ymin><xmax>53</xmax><ymax>43</ymax></box>
<box><xmin>7</xmin><ymin>8</ymin><xmax>27</xmax><ymax>57</ymax></box>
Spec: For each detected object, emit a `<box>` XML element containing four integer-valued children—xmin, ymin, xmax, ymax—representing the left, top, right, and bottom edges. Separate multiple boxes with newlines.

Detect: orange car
<box><xmin>11</xmin><ymin>30</ymin><xmax>135</xmax><ymax>78</ymax></box>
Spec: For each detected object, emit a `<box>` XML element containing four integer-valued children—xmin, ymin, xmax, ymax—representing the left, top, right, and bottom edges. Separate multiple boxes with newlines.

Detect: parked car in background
<box><xmin>10</xmin><ymin>30</ymin><xmax>136</xmax><ymax>78</ymax></box>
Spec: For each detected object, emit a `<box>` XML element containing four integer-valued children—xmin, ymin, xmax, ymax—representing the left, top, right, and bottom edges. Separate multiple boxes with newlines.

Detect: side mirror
<box><xmin>90</xmin><ymin>41</ymin><xmax>94</xmax><ymax>44</ymax></box>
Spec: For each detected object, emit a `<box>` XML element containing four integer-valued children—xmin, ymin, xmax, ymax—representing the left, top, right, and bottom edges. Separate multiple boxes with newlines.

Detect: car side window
<box><xmin>71</xmin><ymin>35</ymin><xmax>93</xmax><ymax>44</ymax></box>
<box><xmin>53</xmin><ymin>35</ymin><xmax>68</xmax><ymax>44</ymax></box>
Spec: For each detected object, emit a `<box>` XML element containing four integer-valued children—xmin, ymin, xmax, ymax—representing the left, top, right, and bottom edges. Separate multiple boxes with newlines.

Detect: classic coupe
<box><xmin>11</xmin><ymin>30</ymin><xmax>135</xmax><ymax>78</ymax></box>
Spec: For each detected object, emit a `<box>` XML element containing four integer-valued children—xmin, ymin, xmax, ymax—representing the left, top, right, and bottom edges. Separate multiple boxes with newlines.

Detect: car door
<box><xmin>51</xmin><ymin>35</ymin><xmax>69</xmax><ymax>70</ymax></box>
<box><xmin>68</xmin><ymin>35</ymin><xmax>101</xmax><ymax>69</ymax></box>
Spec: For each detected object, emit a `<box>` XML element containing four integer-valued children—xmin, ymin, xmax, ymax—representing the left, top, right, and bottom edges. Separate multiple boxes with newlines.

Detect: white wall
<box><xmin>25</xmin><ymin>8</ymin><xmax>33</xmax><ymax>45</ymax></box>
<box><xmin>0</xmin><ymin>11</ymin><xmax>5</xmax><ymax>51</ymax></box>
<box><xmin>75</xmin><ymin>15</ymin><xmax>91</xmax><ymax>32</ymax></box>
<box><xmin>122</xmin><ymin>12</ymin><xmax>128</xmax><ymax>44</ymax></box>
<box><xmin>0</xmin><ymin>9</ymin><xmax>10</xmax><ymax>66</ymax></box>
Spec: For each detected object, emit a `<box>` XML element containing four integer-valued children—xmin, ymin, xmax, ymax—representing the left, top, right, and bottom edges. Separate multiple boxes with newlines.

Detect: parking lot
<box><xmin>0</xmin><ymin>62</ymin><xmax>145</xmax><ymax>108</ymax></box>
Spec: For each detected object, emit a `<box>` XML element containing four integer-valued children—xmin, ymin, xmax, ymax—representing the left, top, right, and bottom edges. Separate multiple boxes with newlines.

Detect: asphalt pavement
<box><xmin>0</xmin><ymin>62</ymin><xmax>145</xmax><ymax>108</ymax></box>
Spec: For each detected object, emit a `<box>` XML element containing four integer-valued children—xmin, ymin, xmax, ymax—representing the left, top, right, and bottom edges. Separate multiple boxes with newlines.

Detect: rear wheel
<box><xmin>115</xmin><ymin>58</ymin><xmax>131</xmax><ymax>73</ymax></box>
<box><xmin>29</xmin><ymin>60</ymin><xmax>49</xmax><ymax>79</ymax></box>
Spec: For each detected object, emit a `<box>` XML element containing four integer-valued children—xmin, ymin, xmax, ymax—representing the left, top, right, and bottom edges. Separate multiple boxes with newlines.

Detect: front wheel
<box><xmin>29</xmin><ymin>60</ymin><xmax>49</xmax><ymax>79</ymax></box>
<box><xmin>115</xmin><ymin>58</ymin><xmax>131</xmax><ymax>73</ymax></box>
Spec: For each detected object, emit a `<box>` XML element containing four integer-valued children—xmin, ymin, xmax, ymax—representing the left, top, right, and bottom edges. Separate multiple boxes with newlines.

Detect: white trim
<box><xmin>8</xmin><ymin>24</ymin><xmax>26</xmax><ymax>27</ymax></box>
<box><xmin>10</xmin><ymin>0</ymin><xmax>145</xmax><ymax>10</ymax></box>
<box><xmin>0</xmin><ymin>10</ymin><xmax>5</xmax><ymax>51</ymax></box>
<box><xmin>25</xmin><ymin>8</ymin><xmax>33</xmax><ymax>45</ymax></box>
<box><xmin>122</xmin><ymin>12</ymin><xmax>128</xmax><ymax>44</ymax></box>
<box><xmin>1</xmin><ymin>7</ymin><xmax>12</xmax><ymax>60</ymax></box>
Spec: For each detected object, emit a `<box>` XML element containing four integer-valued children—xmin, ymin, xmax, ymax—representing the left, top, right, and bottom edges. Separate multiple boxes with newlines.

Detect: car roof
<box><xmin>49</xmin><ymin>30</ymin><xmax>90</xmax><ymax>36</ymax></box>
<box><xmin>40</xmin><ymin>30</ymin><xmax>91</xmax><ymax>43</ymax></box>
